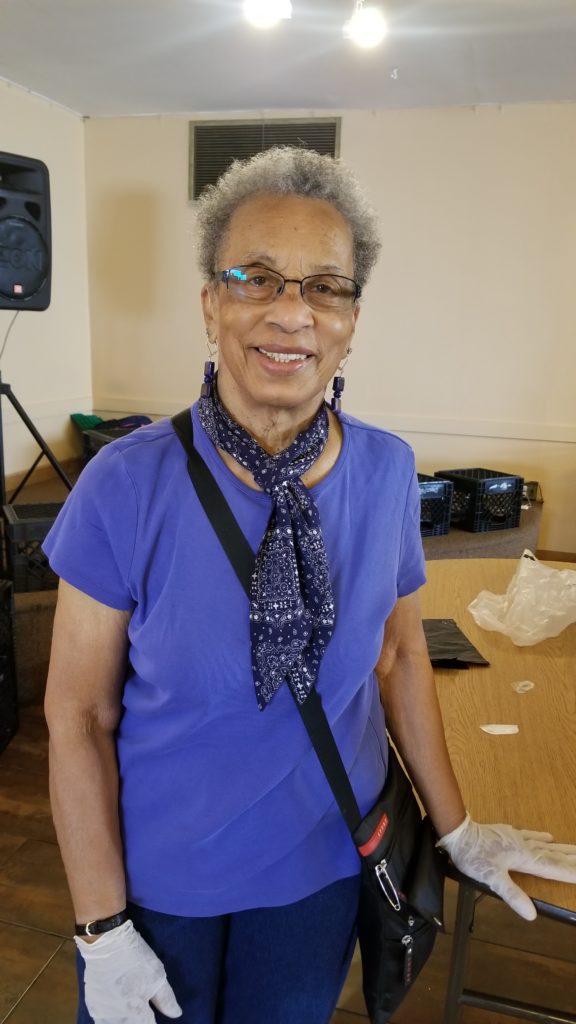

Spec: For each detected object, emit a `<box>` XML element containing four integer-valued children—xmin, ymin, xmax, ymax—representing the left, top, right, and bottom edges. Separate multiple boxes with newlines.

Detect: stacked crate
<box><xmin>2</xmin><ymin>502</ymin><xmax>63</xmax><ymax>592</ymax></box>
<box><xmin>0</xmin><ymin>579</ymin><xmax>17</xmax><ymax>753</ymax></box>
<box><xmin>434</xmin><ymin>468</ymin><xmax>523</xmax><ymax>533</ymax></box>
<box><xmin>0</xmin><ymin>503</ymin><xmax>63</xmax><ymax>749</ymax></box>
<box><xmin>81</xmin><ymin>425</ymin><xmax>138</xmax><ymax>464</ymax></box>
<box><xmin>417</xmin><ymin>474</ymin><xmax>453</xmax><ymax>537</ymax></box>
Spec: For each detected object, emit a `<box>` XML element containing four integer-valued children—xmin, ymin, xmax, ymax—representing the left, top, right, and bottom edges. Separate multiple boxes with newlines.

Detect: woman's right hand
<box><xmin>75</xmin><ymin>919</ymin><xmax>182</xmax><ymax>1023</ymax></box>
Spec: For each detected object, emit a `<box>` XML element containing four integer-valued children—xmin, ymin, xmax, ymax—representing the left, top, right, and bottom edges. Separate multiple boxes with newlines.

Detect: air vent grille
<box><xmin>189</xmin><ymin>119</ymin><xmax>340</xmax><ymax>200</ymax></box>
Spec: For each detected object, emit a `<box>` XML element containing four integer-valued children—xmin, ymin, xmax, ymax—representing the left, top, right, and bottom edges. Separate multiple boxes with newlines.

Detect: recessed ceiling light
<box><xmin>243</xmin><ymin>0</ymin><xmax>293</xmax><ymax>30</ymax></box>
<box><xmin>343</xmin><ymin>3</ymin><xmax>388</xmax><ymax>49</ymax></box>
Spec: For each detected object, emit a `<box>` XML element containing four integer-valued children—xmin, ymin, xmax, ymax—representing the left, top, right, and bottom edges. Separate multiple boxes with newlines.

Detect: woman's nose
<box><xmin>265</xmin><ymin>281</ymin><xmax>314</xmax><ymax>326</ymax></box>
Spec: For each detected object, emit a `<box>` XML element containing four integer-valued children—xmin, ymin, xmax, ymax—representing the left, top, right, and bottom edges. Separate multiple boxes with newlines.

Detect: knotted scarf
<box><xmin>198</xmin><ymin>387</ymin><xmax>336</xmax><ymax>710</ymax></box>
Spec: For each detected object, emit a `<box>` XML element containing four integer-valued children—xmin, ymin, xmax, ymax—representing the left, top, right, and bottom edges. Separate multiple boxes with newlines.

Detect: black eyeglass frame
<box><xmin>216</xmin><ymin>265</ymin><xmax>362</xmax><ymax>308</ymax></box>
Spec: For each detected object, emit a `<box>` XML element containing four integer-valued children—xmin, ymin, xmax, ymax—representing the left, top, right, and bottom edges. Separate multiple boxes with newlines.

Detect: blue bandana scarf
<box><xmin>198</xmin><ymin>387</ymin><xmax>336</xmax><ymax>710</ymax></box>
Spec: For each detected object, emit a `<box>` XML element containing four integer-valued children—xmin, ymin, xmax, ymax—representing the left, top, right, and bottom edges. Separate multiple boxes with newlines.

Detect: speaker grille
<box><xmin>0</xmin><ymin>217</ymin><xmax>49</xmax><ymax>301</ymax></box>
<box><xmin>189</xmin><ymin>119</ymin><xmax>340</xmax><ymax>201</ymax></box>
<box><xmin>0</xmin><ymin>152</ymin><xmax>51</xmax><ymax>311</ymax></box>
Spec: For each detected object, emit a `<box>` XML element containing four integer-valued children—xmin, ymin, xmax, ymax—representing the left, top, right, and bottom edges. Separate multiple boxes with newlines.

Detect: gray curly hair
<box><xmin>195</xmin><ymin>146</ymin><xmax>381</xmax><ymax>288</ymax></box>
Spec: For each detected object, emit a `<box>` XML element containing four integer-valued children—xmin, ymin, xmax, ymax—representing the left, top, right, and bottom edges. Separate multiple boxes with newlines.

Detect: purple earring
<box><xmin>331</xmin><ymin>375</ymin><xmax>345</xmax><ymax>412</ymax></box>
<box><xmin>200</xmin><ymin>360</ymin><xmax>215</xmax><ymax>398</ymax></box>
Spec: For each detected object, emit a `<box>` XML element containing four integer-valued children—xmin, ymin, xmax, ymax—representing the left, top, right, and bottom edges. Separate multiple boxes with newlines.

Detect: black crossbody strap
<box><xmin>172</xmin><ymin>409</ymin><xmax>256</xmax><ymax>589</ymax></box>
<box><xmin>171</xmin><ymin>409</ymin><xmax>362</xmax><ymax>835</ymax></box>
<box><xmin>296</xmin><ymin>690</ymin><xmax>362</xmax><ymax>831</ymax></box>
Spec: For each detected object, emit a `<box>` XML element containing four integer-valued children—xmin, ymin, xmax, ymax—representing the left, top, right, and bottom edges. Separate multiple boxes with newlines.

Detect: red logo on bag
<box><xmin>358</xmin><ymin>812</ymin><xmax>389</xmax><ymax>857</ymax></box>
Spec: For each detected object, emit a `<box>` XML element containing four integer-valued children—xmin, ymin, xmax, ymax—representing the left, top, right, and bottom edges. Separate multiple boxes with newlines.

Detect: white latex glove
<box><xmin>437</xmin><ymin>813</ymin><xmax>576</xmax><ymax>921</ymax></box>
<box><xmin>75</xmin><ymin>919</ymin><xmax>182</xmax><ymax>1023</ymax></box>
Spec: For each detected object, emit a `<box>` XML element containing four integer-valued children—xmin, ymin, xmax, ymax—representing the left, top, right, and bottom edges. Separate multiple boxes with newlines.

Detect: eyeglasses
<box><xmin>216</xmin><ymin>265</ymin><xmax>362</xmax><ymax>311</ymax></box>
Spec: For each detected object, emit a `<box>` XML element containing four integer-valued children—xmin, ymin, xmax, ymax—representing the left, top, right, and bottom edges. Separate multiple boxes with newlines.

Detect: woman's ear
<box><xmin>201</xmin><ymin>283</ymin><xmax>217</xmax><ymax>338</ymax></box>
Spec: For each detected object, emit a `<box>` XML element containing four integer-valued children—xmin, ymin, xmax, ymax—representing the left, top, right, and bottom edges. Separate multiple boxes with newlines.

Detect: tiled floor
<box><xmin>1</xmin><ymin>468</ymin><xmax>575</xmax><ymax>1021</ymax></box>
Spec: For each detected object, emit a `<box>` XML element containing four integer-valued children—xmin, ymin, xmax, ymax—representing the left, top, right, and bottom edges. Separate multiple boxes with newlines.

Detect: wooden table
<box><xmin>420</xmin><ymin>558</ymin><xmax>576</xmax><ymax>1022</ymax></box>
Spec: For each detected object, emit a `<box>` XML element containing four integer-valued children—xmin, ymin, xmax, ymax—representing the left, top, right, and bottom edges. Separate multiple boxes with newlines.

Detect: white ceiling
<box><xmin>1</xmin><ymin>0</ymin><xmax>576</xmax><ymax>118</ymax></box>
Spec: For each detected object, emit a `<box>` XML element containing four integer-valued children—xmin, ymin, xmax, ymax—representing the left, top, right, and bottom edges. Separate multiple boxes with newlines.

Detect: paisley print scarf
<box><xmin>198</xmin><ymin>386</ymin><xmax>336</xmax><ymax>710</ymax></box>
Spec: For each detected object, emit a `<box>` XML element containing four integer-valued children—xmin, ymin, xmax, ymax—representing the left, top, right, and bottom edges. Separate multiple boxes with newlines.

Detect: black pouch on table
<box><xmin>423</xmin><ymin>618</ymin><xmax>489</xmax><ymax>668</ymax></box>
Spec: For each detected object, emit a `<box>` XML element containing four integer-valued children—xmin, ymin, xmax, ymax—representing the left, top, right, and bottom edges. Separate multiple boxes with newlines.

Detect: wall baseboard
<box><xmin>4</xmin><ymin>457</ymin><xmax>83</xmax><ymax>497</ymax></box>
<box><xmin>92</xmin><ymin>395</ymin><xmax>576</xmax><ymax>445</ymax></box>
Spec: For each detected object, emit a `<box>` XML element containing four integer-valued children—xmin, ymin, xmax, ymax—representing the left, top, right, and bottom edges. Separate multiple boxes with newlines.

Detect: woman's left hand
<box><xmin>437</xmin><ymin>814</ymin><xmax>576</xmax><ymax>920</ymax></box>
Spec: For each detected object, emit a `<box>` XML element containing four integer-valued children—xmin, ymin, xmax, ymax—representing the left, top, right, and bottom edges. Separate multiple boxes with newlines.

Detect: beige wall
<box><xmin>1</xmin><ymin>85</ymin><xmax>571</xmax><ymax>544</ymax></box>
<box><xmin>0</xmin><ymin>80</ymin><xmax>92</xmax><ymax>478</ymax></box>
<box><xmin>84</xmin><ymin>116</ymin><xmax>196</xmax><ymax>415</ymax></box>
<box><xmin>84</xmin><ymin>106</ymin><xmax>576</xmax><ymax>553</ymax></box>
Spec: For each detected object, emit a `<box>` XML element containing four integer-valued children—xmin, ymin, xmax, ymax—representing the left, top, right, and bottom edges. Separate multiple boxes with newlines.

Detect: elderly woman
<box><xmin>44</xmin><ymin>147</ymin><xmax>576</xmax><ymax>1024</ymax></box>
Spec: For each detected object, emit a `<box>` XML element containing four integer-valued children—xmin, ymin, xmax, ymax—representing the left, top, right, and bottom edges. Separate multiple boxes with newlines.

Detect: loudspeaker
<box><xmin>0</xmin><ymin>152</ymin><xmax>51</xmax><ymax>311</ymax></box>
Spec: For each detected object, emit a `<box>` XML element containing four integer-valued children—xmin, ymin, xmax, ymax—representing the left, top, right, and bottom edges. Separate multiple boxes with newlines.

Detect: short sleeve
<box><xmin>42</xmin><ymin>445</ymin><xmax>138</xmax><ymax>610</ymax></box>
<box><xmin>397</xmin><ymin>462</ymin><xmax>426</xmax><ymax>597</ymax></box>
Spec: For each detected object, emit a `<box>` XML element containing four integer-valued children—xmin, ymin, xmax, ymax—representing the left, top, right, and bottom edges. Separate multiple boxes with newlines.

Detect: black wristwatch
<box><xmin>74</xmin><ymin>909</ymin><xmax>129</xmax><ymax>937</ymax></box>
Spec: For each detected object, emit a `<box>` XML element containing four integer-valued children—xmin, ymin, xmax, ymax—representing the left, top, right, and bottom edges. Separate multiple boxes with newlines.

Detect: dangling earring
<box><xmin>331</xmin><ymin>347</ymin><xmax>352</xmax><ymax>412</ymax></box>
<box><xmin>201</xmin><ymin>335</ymin><xmax>217</xmax><ymax>398</ymax></box>
<box><xmin>201</xmin><ymin>360</ymin><xmax>215</xmax><ymax>398</ymax></box>
<box><xmin>331</xmin><ymin>375</ymin><xmax>345</xmax><ymax>412</ymax></box>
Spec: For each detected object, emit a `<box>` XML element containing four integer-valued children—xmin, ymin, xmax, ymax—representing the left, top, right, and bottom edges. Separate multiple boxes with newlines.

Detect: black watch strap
<box><xmin>74</xmin><ymin>909</ymin><xmax>129</xmax><ymax>937</ymax></box>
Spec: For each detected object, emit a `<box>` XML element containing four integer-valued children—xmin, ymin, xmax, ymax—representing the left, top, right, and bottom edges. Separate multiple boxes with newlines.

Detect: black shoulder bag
<box><xmin>172</xmin><ymin>410</ymin><xmax>446</xmax><ymax>1023</ymax></box>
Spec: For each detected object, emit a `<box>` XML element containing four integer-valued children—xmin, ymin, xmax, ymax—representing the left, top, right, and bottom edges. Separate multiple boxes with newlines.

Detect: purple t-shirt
<box><xmin>43</xmin><ymin>405</ymin><xmax>426</xmax><ymax>916</ymax></box>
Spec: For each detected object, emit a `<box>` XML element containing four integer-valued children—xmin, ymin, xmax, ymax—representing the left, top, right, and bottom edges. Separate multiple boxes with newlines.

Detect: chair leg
<box><xmin>443</xmin><ymin>880</ymin><xmax>476</xmax><ymax>1024</ymax></box>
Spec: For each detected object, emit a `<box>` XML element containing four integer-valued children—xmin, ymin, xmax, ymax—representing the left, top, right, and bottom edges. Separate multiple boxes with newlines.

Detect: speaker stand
<box><xmin>0</xmin><ymin>372</ymin><xmax>73</xmax><ymax>506</ymax></box>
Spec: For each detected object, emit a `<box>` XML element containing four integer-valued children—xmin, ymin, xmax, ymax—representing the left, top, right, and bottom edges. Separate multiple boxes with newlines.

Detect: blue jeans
<box><xmin>76</xmin><ymin>874</ymin><xmax>361</xmax><ymax>1024</ymax></box>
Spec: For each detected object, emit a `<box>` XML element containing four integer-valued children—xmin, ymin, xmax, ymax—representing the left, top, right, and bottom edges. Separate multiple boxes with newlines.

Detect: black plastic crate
<box><xmin>2</xmin><ymin>502</ymin><xmax>64</xmax><ymax>592</ymax></box>
<box><xmin>82</xmin><ymin>426</ymin><xmax>138</xmax><ymax>464</ymax></box>
<box><xmin>0</xmin><ymin>579</ymin><xmax>18</xmax><ymax>752</ymax></box>
<box><xmin>417</xmin><ymin>474</ymin><xmax>453</xmax><ymax>537</ymax></box>
<box><xmin>434</xmin><ymin>468</ymin><xmax>524</xmax><ymax>533</ymax></box>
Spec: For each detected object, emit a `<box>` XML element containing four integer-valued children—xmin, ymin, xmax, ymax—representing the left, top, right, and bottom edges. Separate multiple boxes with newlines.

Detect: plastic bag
<box><xmin>468</xmin><ymin>550</ymin><xmax>576</xmax><ymax>646</ymax></box>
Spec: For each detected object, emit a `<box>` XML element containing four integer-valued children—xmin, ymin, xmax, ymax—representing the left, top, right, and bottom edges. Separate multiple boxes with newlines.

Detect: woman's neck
<box><xmin>238</xmin><ymin>411</ymin><xmax>316</xmax><ymax>454</ymax></box>
<box><xmin>213</xmin><ymin>405</ymin><xmax>343</xmax><ymax>492</ymax></box>
<box><xmin>215</xmin><ymin>383</ymin><xmax>324</xmax><ymax>455</ymax></box>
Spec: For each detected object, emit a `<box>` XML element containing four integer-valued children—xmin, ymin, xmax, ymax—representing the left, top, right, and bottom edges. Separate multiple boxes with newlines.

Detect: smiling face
<box><xmin>201</xmin><ymin>193</ymin><xmax>360</xmax><ymax>437</ymax></box>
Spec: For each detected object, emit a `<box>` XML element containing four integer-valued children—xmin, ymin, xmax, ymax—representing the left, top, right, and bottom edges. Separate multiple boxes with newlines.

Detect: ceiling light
<box><xmin>243</xmin><ymin>0</ymin><xmax>292</xmax><ymax>30</ymax></box>
<box><xmin>343</xmin><ymin>2</ymin><xmax>388</xmax><ymax>49</ymax></box>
